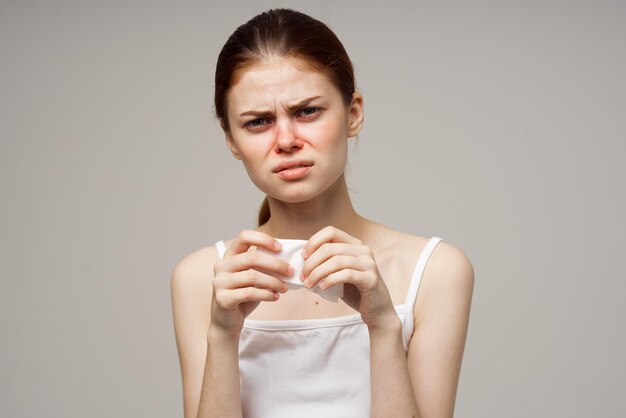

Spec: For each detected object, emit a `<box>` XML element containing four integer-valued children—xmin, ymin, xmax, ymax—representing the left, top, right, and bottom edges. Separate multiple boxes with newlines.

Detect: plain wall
<box><xmin>1</xmin><ymin>0</ymin><xmax>624</xmax><ymax>416</ymax></box>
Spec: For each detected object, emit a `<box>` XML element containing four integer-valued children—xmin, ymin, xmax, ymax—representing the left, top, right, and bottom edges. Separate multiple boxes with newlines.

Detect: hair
<box><xmin>214</xmin><ymin>8</ymin><xmax>356</xmax><ymax>226</ymax></box>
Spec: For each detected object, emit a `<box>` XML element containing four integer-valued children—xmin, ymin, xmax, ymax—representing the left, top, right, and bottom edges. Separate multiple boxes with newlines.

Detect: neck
<box><xmin>257</xmin><ymin>173</ymin><xmax>367</xmax><ymax>240</ymax></box>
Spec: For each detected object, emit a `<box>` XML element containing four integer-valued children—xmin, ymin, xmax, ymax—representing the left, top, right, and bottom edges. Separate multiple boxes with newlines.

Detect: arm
<box><xmin>368</xmin><ymin>242</ymin><xmax>474</xmax><ymax>418</ymax></box>
<box><xmin>369</xmin><ymin>315</ymin><xmax>419</xmax><ymax>417</ymax></box>
<box><xmin>171</xmin><ymin>232</ymin><xmax>290</xmax><ymax>418</ymax></box>
<box><xmin>171</xmin><ymin>248</ymin><xmax>243</xmax><ymax>418</ymax></box>
<box><xmin>199</xmin><ymin>326</ymin><xmax>243</xmax><ymax>418</ymax></box>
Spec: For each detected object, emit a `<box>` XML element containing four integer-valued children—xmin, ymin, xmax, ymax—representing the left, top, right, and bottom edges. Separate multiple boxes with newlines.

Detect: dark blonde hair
<box><xmin>214</xmin><ymin>8</ymin><xmax>356</xmax><ymax>226</ymax></box>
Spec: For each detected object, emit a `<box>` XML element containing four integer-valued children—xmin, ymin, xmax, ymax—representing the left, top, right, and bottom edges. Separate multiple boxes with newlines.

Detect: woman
<box><xmin>171</xmin><ymin>8</ymin><xmax>474</xmax><ymax>418</ymax></box>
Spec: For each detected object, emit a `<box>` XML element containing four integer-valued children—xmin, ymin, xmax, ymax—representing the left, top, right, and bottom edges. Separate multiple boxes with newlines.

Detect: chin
<box><xmin>272</xmin><ymin>180</ymin><xmax>341</xmax><ymax>203</ymax></box>
<box><xmin>272</xmin><ymin>190</ymin><xmax>317</xmax><ymax>203</ymax></box>
<box><xmin>255</xmin><ymin>169</ymin><xmax>345</xmax><ymax>203</ymax></box>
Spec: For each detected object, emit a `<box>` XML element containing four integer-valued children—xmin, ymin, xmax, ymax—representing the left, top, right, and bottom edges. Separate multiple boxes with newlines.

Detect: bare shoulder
<box><xmin>366</xmin><ymin>221</ymin><xmax>474</xmax><ymax>321</ymax></box>
<box><xmin>428</xmin><ymin>239</ymin><xmax>474</xmax><ymax>281</ymax></box>
<box><xmin>168</xmin><ymin>234</ymin><xmax>263</xmax><ymax>295</ymax></box>
<box><xmin>170</xmin><ymin>244</ymin><xmax>221</xmax><ymax>333</ymax></box>
<box><xmin>171</xmin><ymin>244</ymin><xmax>219</xmax><ymax>298</ymax></box>
<box><xmin>384</xmin><ymin>225</ymin><xmax>473</xmax><ymax>288</ymax></box>
<box><xmin>425</xmin><ymin>238</ymin><xmax>475</xmax><ymax>292</ymax></box>
<box><xmin>365</xmin><ymin>222</ymin><xmax>433</xmax><ymax>272</ymax></box>
<box><xmin>414</xmin><ymin>236</ymin><xmax>475</xmax><ymax>325</ymax></box>
<box><xmin>363</xmin><ymin>221</ymin><xmax>428</xmax><ymax>258</ymax></box>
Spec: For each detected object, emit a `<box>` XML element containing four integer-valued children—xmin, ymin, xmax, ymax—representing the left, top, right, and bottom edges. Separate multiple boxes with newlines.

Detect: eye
<box><xmin>296</xmin><ymin>106</ymin><xmax>321</xmax><ymax>119</ymax></box>
<box><xmin>243</xmin><ymin>118</ymin><xmax>271</xmax><ymax>131</ymax></box>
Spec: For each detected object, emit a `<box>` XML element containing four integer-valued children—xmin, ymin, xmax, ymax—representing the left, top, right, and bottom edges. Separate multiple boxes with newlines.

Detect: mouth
<box><xmin>278</xmin><ymin>163</ymin><xmax>312</xmax><ymax>172</ymax></box>
<box><xmin>273</xmin><ymin>160</ymin><xmax>314</xmax><ymax>173</ymax></box>
<box><xmin>275</xmin><ymin>164</ymin><xmax>313</xmax><ymax>180</ymax></box>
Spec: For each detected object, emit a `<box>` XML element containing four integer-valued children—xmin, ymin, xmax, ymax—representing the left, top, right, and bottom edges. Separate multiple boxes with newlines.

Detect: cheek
<box><xmin>237</xmin><ymin>134</ymin><xmax>275</xmax><ymax>161</ymax></box>
<box><xmin>306</xmin><ymin>118</ymin><xmax>349</xmax><ymax>170</ymax></box>
<box><xmin>300</xmin><ymin>114</ymin><xmax>347</xmax><ymax>145</ymax></box>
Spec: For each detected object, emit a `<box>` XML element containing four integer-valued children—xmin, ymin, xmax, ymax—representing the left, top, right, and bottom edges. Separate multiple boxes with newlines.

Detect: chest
<box><xmin>246</xmin><ymin>249</ymin><xmax>415</xmax><ymax>321</ymax></box>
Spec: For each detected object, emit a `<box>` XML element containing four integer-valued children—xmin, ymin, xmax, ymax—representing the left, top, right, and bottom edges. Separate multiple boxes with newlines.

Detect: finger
<box><xmin>216</xmin><ymin>287</ymin><xmax>279</xmax><ymax>310</ymax></box>
<box><xmin>300</xmin><ymin>242</ymin><xmax>365</xmax><ymax>278</ymax></box>
<box><xmin>318</xmin><ymin>269</ymin><xmax>368</xmax><ymax>290</ymax></box>
<box><xmin>226</xmin><ymin>269</ymin><xmax>289</xmax><ymax>294</ymax></box>
<box><xmin>224</xmin><ymin>229</ymin><xmax>282</xmax><ymax>258</ymax></box>
<box><xmin>219</xmin><ymin>250</ymin><xmax>293</xmax><ymax>278</ymax></box>
<box><xmin>301</xmin><ymin>226</ymin><xmax>362</xmax><ymax>260</ymax></box>
<box><xmin>305</xmin><ymin>255</ymin><xmax>374</xmax><ymax>289</ymax></box>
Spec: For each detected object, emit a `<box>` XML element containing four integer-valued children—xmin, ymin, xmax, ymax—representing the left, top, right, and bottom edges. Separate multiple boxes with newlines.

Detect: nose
<box><xmin>274</xmin><ymin>119</ymin><xmax>302</xmax><ymax>153</ymax></box>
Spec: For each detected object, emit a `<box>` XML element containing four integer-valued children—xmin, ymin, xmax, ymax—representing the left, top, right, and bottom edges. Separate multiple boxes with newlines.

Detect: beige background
<box><xmin>1</xmin><ymin>0</ymin><xmax>624</xmax><ymax>416</ymax></box>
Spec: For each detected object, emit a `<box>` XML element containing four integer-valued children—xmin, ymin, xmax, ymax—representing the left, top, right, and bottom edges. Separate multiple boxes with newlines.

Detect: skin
<box><xmin>171</xmin><ymin>57</ymin><xmax>475</xmax><ymax>418</ymax></box>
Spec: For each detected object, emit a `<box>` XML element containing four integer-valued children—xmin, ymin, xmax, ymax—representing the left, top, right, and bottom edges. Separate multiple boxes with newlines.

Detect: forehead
<box><xmin>226</xmin><ymin>57</ymin><xmax>339</xmax><ymax>112</ymax></box>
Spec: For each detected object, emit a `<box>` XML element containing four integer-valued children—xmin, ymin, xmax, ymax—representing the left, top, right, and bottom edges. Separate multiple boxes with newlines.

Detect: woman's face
<box><xmin>224</xmin><ymin>57</ymin><xmax>363</xmax><ymax>203</ymax></box>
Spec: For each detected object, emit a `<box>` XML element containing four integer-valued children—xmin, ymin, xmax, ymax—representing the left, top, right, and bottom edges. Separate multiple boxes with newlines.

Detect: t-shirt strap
<box><xmin>214</xmin><ymin>240</ymin><xmax>226</xmax><ymax>260</ymax></box>
<box><xmin>401</xmin><ymin>236</ymin><xmax>444</xmax><ymax>351</ymax></box>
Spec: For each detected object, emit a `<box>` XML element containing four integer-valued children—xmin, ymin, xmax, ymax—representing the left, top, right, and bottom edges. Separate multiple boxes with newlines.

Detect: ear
<box><xmin>224</xmin><ymin>129</ymin><xmax>242</xmax><ymax>160</ymax></box>
<box><xmin>347</xmin><ymin>91</ymin><xmax>364</xmax><ymax>137</ymax></box>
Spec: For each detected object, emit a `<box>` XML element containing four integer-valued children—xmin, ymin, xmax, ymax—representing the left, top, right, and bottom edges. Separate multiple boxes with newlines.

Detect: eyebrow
<box><xmin>239</xmin><ymin>96</ymin><xmax>322</xmax><ymax>117</ymax></box>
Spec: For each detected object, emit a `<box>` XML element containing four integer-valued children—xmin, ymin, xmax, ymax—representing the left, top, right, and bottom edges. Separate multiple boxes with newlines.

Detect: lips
<box><xmin>273</xmin><ymin>160</ymin><xmax>314</xmax><ymax>173</ymax></box>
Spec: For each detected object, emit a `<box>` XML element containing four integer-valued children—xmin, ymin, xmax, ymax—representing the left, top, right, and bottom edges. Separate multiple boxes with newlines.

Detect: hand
<box><xmin>300</xmin><ymin>226</ymin><xmax>398</xmax><ymax>329</ymax></box>
<box><xmin>211</xmin><ymin>230</ymin><xmax>291</xmax><ymax>337</ymax></box>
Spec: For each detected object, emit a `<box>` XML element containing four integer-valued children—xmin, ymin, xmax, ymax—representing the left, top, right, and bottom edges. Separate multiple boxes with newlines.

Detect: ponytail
<box><xmin>257</xmin><ymin>197</ymin><xmax>271</xmax><ymax>226</ymax></box>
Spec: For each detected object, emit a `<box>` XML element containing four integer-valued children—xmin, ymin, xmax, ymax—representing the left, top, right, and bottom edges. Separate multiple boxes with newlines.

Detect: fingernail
<box><xmin>301</xmin><ymin>249</ymin><xmax>308</xmax><ymax>258</ymax></box>
<box><xmin>287</xmin><ymin>265</ymin><xmax>294</xmax><ymax>275</ymax></box>
<box><xmin>304</xmin><ymin>279</ymin><xmax>311</xmax><ymax>288</ymax></box>
<box><xmin>274</xmin><ymin>241</ymin><xmax>282</xmax><ymax>250</ymax></box>
<box><xmin>299</xmin><ymin>272</ymin><xmax>305</xmax><ymax>282</ymax></box>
